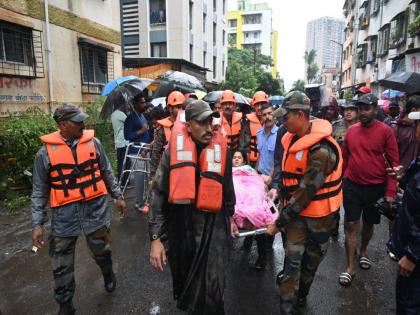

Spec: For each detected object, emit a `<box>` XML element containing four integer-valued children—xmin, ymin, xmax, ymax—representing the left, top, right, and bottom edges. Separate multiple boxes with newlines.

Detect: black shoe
<box><xmin>298</xmin><ymin>296</ymin><xmax>306</xmax><ymax>308</ymax></box>
<box><xmin>58</xmin><ymin>300</ymin><xmax>75</xmax><ymax>315</ymax></box>
<box><xmin>254</xmin><ymin>257</ymin><xmax>267</xmax><ymax>270</ymax></box>
<box><xmin>103</xmin><ymin>270</ymin><xmax>116</xmax><ymax>293</ymax></box>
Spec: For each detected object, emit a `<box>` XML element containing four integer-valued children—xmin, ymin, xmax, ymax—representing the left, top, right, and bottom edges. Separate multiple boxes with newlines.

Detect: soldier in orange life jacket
<box><xmin>220</xmin><ymin>89</ymin><xmax>243</xmax><ymax>151</ymax></box>
<box><xmin>266</xmin><ymin>91</ymin><xmax>343</xmax><ymax>315</ymax></box>
<box><xmin>31</xmin><ymin>104</ymin><xmax>126</xmax><ymax>315</ymax></box>
<box><xmin>149</xmin><ymin>91</ymin><xmax>186</xmax><ymax>181</ymax></box>
<box><xmin>149</xmin><ymin>100</ymin><xmax>237</xmax><ymax>315</ymax></box>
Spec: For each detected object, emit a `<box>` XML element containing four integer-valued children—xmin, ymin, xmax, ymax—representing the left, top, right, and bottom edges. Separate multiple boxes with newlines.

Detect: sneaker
<box><xmin>103</xmin><ymin>270</ymin><xmax>116</xmax><ymax>293</ymax></box>
<box><xmin>58</xmin><ymin>300</ymin><xmax>75</xmax><ymax>315</ymax></box>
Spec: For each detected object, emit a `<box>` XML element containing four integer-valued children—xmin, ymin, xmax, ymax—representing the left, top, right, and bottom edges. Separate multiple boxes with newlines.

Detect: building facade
<box><xmin>0</xmin><ymin>0</ymin><xmax>122</xmax><ymax>117</ymax></box>
<box><xmin>305</xmin><ymin>16</ymin><xmax>345</xmax><ymax>81</ymax></box>
<box><xmin>120</xmin><ymin>0</ymin><xmax>228</xmax><ymax>85</ymax></box>
<box><xmin>227</xmin><ymin>0</ymin><xmax>278</xmax><ymax>78</ymax></box>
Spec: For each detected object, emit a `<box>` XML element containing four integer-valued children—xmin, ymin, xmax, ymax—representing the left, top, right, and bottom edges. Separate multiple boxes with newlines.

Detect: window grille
<box><xmin>0</xmin><ymin>21</ymin><xmax>44</xmax><ymax>78</ymax></box>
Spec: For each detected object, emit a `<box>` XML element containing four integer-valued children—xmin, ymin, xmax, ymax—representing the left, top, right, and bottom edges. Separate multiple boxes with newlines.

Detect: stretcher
<box><xmin>119</xmin><ymin>142</ymin><xmax>152</xmax><ymax>199</ymax></box>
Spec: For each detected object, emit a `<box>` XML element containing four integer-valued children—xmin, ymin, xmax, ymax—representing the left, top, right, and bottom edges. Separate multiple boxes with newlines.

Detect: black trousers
<box><xmin>396</xmin><ymin>267</ymin><xmax>420</xmax><ymax>315</ymax></box>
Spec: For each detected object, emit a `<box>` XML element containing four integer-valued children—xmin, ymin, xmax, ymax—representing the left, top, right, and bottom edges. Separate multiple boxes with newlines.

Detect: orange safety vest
<box><xmin>246</xmin><ymin>112</ymin><xmax>261</xmax><ymax>162</ymax></box>
<box><xmin>157</xmin><ymin>117</ymin><xmax>173</xmax><ymax>143</ymax></box>
<box><xmin>281</xmin><ymin>119</ymin><xmax>343</xmax><ymax>218</ymax></box>
<box><xmin>40</xmin><ymin>130</ymin><xmax>108</xmax><ymax>208</ymax></box>
<box><xmin>221</xmin><ymin>112</ymin><xmax>242</xmax><ymax>150</ymax></box>
<box><xmin>168</xmin><ymin>115</ymin><xmax>228</xmax><ymax>212</ymax></box>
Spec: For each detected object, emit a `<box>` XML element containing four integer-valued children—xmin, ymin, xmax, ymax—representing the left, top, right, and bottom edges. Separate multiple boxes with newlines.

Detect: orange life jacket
<box><xmin>168</xmin><ymin>115</ymin><xmax>227</xmax><ymax>212</ymax></box>
<box><xmin>281</xmin><ymin>119</ymin><xmax>343</xmax><ymax>218</ymax></box>
<box><xmin>221</xmin><ymin>112</ymin><xmax>242</xmax><ymax>149</ymax></box>
<box><xmin>40</xmin><ymin>130</ymin><xmax>108</xmax><ymax>208</ymax></box>
<box><xmin>157</xmin><ymin>117</ymin><xmax>173</xmax><ymax>143</ymax></box>
<box><xmin>246</xmin><ymin>112</ymin><xmax>261</xmax><ymax>162</ymax></box>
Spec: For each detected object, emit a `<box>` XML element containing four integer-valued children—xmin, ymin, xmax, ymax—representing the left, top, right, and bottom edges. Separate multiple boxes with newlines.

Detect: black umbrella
<box><xmin>100</xmin><ymin>78</ymin><xmax>153</xmax><ymax>119</ymax></box>
<box><xmin>203</xmin><ymin>91</ymin><xmax>251</xmax><ymax>105</ymax></box>
<box><xmin>379</xmin><ymin>72</ymin><xmax>420</xmax><ymax>95</ymax></box>
<box><xmin>158</xmin><ymin>70</ymin><xmax>204</xmax><ymax>90</ymax></box>
<box><xmin>153</xmin><ymin>81</ymin><xmax>197</xmax><ymax>98</ymax></box>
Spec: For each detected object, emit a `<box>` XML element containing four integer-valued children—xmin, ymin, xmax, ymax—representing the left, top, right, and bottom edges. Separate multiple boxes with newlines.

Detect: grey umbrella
<box><xmin>379</xmin><ymin>71</ymin><xmax>420</xmax><ymax>95</ymax></box>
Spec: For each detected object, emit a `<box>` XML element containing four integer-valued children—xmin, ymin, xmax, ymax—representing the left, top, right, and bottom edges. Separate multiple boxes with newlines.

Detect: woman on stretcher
<box><xmin>231</xmin><ymin>150</ymin><xmax>278</xmax><ymax>269</ymax></box>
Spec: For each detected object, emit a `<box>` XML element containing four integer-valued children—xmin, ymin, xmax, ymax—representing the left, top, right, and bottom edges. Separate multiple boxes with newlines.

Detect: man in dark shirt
<box><xmin>339</xmin><ymin>93</ymin><xmax>399</xmax><ymax>286</ymax></box>
<box><xmin>124</xmin><ymin>94</ymin><xmax>152</xmax><ymax>212</ymax></box>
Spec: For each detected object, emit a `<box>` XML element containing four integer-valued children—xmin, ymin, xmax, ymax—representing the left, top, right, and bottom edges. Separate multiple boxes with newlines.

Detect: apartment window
<box><xmin>368</xmin><ymin>35</ymin><xmax>377</xmax><ymax>63</ymax></box>
<box><xmin>359</xmin><ymin>1</ymin><xmax>370</xmax><ymax>30</ymax></box>
<box><xmin>213</xmin><ymin>56</ymin><xmax>217</xmax><ymax>79</ymax></box>
<box><xmin>371</xmin><ymin>0</ymin><xmax>380</xmax><ymax>16</ymax></box>
<box><xmin>213</xmin><ymin>22</ymin><xmax>217</xmax><ymax>45</ymax></box>
<box><xmin>151</xmin><ymin>42</ymin><xmax>167</xmax><ymax>57</ymax></box>
<box><xmin>213</xmin><ymin>0</ymin><xmax>216</xmax><ymax>12</ymax></box>
<box><xmin>189</xmin><ymin>1</ymin><xmax>193</xmax><ymax>30</ymax></box>
<box><xmin>243</xmin><ymin>14</ymin><xmax>262</xmax><ymax>25</ymax></box>
<box><xmin>80</xmin><ymin>43</ymin><xmax>108</xmax><ymax>85</ymax></box>
<box><xmin>203</xmin><ymin>51</ymin><xmax>206</xmax><ymax>68</ymax></box>
<box><xmin>189</xmin><ymin>44</ymin><xmax>193</xmax><ymax>62</ymax></box>
<box><xmin>378</xmin><ymin>24</ymin><xmax>390</xmax><ymax>56</ymax></box>
<box><xmin>150</xmin><ymin>0</ymin><xmax>166</xmax><ymax>25</ymax></box>
<box><xmin>0</xmin><ymin>21</ymin><xmax>44</xmax><ymax>78</ymax></box>
<box><xmin>203</xmin><ymin>13</ymin><xmax>207</xmax><ymax>32</ymax></box>
<box><xmin>223</xmin><ymin>30</ymin><xmax>226</xmax><ymax>45</ymax></box>
<box><xmin>222</xmin><ymin>60</ymin><xmax>225</xmax><ymax>76</ymax></box>
<box><xmin>228</xmin><ymin>33</ymin><xmax>237</xmax><ymax>45</ymax></box>
<box><xmin>390</xmin><ymin>11</ymin><xmax>408</xmax><ymax>48</ymax></box>
<box><xmin>357</xmin><ymin>44</ymin><xmax>368</xmax><ymax>68</ymax></box>
<box><xmin>229</xmin><ymin>19</ymin><xmax>237</xmax><ymax>28</ymax></box>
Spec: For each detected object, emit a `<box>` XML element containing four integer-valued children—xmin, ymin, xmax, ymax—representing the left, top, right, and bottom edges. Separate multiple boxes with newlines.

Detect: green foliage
<box><xmin>219</xmin><ymin>47</ymin><xmax>283</xmax><ymax>97</ymax></box>
<box><xmin>0</xmin><ymin>107</ymin><xmax>56</xmax><ymax>193</ymax></box>
<box><xmin>0</xmin><ymin>192</ymin><xmax>30</xmax><ymax>214</ymax></box>
<box><xmin>343</xmin><ymin>90</ymin><xmax>354</xmax><ymax>100</ymax></box>
<box><xmin>304</xmin><ymin>49</ymin><xmax>319</xmax><ymax>83</ymax></box>
<box><xmin>408</xmin><ymin>15</ymin><xmax>420</xmax><ymax>36</ymax></box>
<box><xmin>291</xmin><ymin>80</ymin><xmax>306</xmax><ymax>91</ymax></box>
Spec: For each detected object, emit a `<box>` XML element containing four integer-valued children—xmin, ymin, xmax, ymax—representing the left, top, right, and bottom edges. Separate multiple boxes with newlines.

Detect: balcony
<box><xmin>150</xmin><ymin>10</ymin><xmax>166</xmax><ymax>25</ymax></box>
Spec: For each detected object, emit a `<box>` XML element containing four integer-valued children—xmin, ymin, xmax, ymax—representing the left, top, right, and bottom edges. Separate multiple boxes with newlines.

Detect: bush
<box><xmin>0</xmin><ymin>100</ymin><xmax>116</xmax><ymax>204</ymax></box>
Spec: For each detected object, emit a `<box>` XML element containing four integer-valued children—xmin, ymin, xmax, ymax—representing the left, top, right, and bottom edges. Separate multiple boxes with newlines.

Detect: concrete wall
<box><xmin>0</xmin><ymin>0</ymin><xmax>122</xmax><ymax>117</ymax></box>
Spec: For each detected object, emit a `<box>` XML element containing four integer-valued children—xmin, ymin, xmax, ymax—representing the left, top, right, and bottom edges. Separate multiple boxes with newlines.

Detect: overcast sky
<box><xmin>228</xmin><ymin>0</ymin><xmax>344</xmax><ymax>90</ymax></box>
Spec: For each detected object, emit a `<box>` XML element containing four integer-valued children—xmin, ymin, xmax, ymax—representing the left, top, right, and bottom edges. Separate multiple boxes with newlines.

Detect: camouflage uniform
<box><xmin>275</xmin><ymin>91</ymin><xmax>340</xmax><ymax>314</ymax></box>
<box><xmin>150</xmin><ymin>126</ymin><xmax>167</xmax><ymax>179</ymax></box>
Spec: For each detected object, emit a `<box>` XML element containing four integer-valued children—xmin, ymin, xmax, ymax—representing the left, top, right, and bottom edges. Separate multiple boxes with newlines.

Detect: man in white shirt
<box><xmin>111</xmin><ymin>106</ymin><xmax>130</xmax><ymax>187</ymax></box>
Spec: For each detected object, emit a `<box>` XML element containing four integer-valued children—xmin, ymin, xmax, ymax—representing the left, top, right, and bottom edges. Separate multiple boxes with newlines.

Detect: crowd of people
<box><xmin>30</xmin><ymin>85</ymin><xmax>420</xmax><ymax>315</ymax></box>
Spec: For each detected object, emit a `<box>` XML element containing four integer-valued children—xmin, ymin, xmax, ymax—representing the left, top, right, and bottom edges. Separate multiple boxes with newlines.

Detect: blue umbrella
<box><xmin>382</xmin><ymin>89</ymin><xmax>405</xmax><ymax>99</ymax></box>
<box><xmin>269</xmin><ymin>95</ymin><xmax>284</xmax><ymax>106</ymax></box>
<box><xmin>102</xmin><ymin>75</ymin><xmax>138</xmax><ymax>96</ymax></box>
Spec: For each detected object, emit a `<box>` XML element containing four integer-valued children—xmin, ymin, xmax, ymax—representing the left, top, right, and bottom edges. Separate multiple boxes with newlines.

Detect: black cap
<box><xmin>185</xmin><ymin>100</ymin><xmax>220</xmax><ymax>122</ymax></box>
<box><xmin>53</xmin><ymin>104</ymin><xmax>89</xmax><ymax>122</ymax></box>
<box><xmin>355</xmin><ymin>93</ymin><xmax>378</xmax><ymax>106</ymax></box>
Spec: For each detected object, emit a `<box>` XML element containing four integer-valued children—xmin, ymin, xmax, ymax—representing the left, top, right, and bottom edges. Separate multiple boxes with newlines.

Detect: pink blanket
<box><xmin>232</xmin><ymin>168</ymin><xmax>278</xmax><ymax>228</ymax></box>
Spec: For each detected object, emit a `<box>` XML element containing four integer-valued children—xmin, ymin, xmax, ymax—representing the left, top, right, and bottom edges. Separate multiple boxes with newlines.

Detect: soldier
<box><xmin>332</xmin><ymin>100</ymin><xmax>359</xmax><ymax>147</ymax></box>
<box><xmin>149</xmin><ymin>91</ymin><xmax>186</xmax><ymax>181</ymax></box>
<box><xmin>148</xmin><ymin>100</ymin><xmax>236</xmax><ymax>314</ymax></box>
<box><xmin>220</xmin><ymin>90</ymin><xmax>243</xmax><ymax>151</ymax></box>
<box><xmin>31</xmin><ymin>104</ymin><xmax>126</xmax><ymax>315</ymax></box>
<box><xmin>320</xmin><ymin>96</ymin><xmax>340</xmax><ymax>123</ymax></box>
<box><xmin>266</xmin><ymin>91</ymin><xmax>343</xmax><ymax>314</ymax></box>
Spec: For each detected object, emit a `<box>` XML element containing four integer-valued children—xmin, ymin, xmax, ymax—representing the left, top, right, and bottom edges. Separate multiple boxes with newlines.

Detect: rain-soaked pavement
<box><xmin>0</xmin><ymin>190</ymin><xmax>396</xmax><ymax>315</ymax></box>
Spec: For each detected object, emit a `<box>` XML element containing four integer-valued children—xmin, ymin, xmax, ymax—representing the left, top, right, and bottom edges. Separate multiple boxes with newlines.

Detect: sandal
<box><xmin>359</xmin><ymin>256</ymin><xmax>372</xmax><ymax>270</ymax></box>
<box><xmin>339</xmin><ymin>272</ymin><xmax>355</xmax><ymax>287</ymax></box>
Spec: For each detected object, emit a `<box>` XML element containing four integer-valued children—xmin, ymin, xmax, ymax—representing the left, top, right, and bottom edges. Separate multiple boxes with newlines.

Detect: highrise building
<box><xmin>120</xmin><ymin>0</ymin><xmax>228</xmax><ymax>86</ymax></box>
<box><xmin>305</xmin><ymin>16</ymin><xmax>345</xmax><ymax>80</ymax></box>
<box><xmin>227</xmin><ymin>0</ymin><xmax>278</xmax><ymax>78</ymax></box>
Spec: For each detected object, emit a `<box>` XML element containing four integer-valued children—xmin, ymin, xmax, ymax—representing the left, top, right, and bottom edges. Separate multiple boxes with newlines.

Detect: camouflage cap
<box><xmin>53</xmin><ymin>103</ymin><xmax>89</xmax><ymax>122</ymax></box>
<box><xmin>273</xmin><ymin>91</ymin><xmax>311</xmax><ymax>117</ymax></box>
<box><xmin>340</xmin><ymin>99</ymin><xmax>358</xmax><ymax>109</ymax></box>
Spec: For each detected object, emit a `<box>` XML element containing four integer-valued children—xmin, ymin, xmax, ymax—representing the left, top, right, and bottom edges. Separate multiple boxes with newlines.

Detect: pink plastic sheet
<box><xmin>232</xmin><ymin>168</ymin><xmax>278</xmax><ymax>228</ymax></box>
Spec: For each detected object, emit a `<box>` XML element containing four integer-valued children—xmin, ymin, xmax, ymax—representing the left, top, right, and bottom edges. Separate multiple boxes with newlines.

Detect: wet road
<box><xmin>0</xmin><ymin>194</ymin><xmax>396</xmax><ymax>315</ymax></box>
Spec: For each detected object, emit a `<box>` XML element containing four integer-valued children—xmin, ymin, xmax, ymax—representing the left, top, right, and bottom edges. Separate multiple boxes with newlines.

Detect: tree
<box><xmin>292</xmin><ymin>79</ymin><xmax>306</xmax><ymax>91</ymax></box>
<box><xmin>304</xmin><ymin>49</ymin><xmax>318</xmax><ymax>83</ymax></box>
<box><xmin>256</xmin><ymin>72</ymin><xmax>283</xmax><ymax>96</ymax></box>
